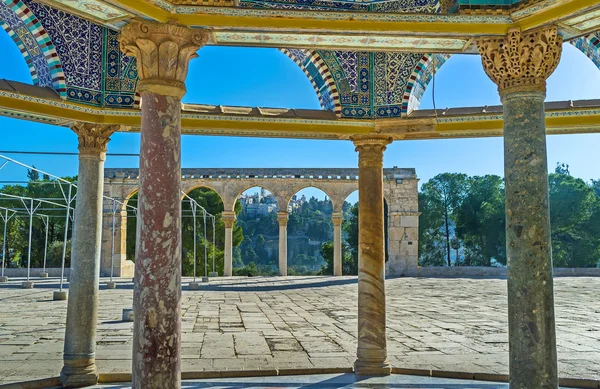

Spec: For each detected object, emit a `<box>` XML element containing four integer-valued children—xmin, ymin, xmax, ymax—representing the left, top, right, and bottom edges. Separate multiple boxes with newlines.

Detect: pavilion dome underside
<box><xmin>0</xmin><ymin>0</ymin><xmax>599</xmax><ymax>120</ymax></box>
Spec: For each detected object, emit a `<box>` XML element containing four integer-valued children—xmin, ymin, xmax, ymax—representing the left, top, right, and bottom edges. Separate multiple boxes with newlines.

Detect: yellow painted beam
<box><xmin>2</xmin><ymin>93</ymin><xmax>600</xmax><ymax>140</ymax></box>
<box><xmin>115</xmin><ymin>0</ymin><xmax>509</xmax><ymax>36</ymax></box>
<box><xmin>516</xmin><ymin>0</ymin><xmax>600</xmax><ymax>30</ymax></box>
<box><xmin>111</xmin><ymin>0</ymin><xmax>600</xmax><ymax>38</ymax></box>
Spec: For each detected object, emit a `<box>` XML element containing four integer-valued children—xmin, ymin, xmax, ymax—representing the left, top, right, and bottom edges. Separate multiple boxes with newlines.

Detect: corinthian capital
<box><xmin>478</xmin><ymin>26</ymin><xmax>562</xmax><ymax>96</ymax></box>
<box><xmin>351</xmin><ymin>135</ymin><xmax>392</xmax><ymax>168</ymax></box>
<box><xmin>71</xmin><ymin>122</ymin><xmax>120</xmax><ymax>156</ymax></box>
<box><xmin>331</xmin><ymin>212</ymin><xmax>343</xmax><ymax>226</ymax></box>
<box><xmin>119</xmin><ymin>19</ymin><xmax>209</xmax><ymax>99</ymax></box>
<box><xmin>221</xmin><ymin>211</ymin><xmax>237</xmax><ymax>228</ymax></box>
<box><xmin>277</xmin><ymin>211</ymin><xmax>289</xmax><ymax>226</ymax></box>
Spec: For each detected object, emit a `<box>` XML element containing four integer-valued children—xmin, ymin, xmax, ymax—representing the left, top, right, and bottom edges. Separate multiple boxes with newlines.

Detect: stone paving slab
<box><xmin>0</xmin><ymin>276</ymin><xmax>599</xmax><ymax>385</ymax></box>
<box><xmin>82</xmin><ymin>373</ymin><xmax>581</xmax><ymax>389</ymax></box>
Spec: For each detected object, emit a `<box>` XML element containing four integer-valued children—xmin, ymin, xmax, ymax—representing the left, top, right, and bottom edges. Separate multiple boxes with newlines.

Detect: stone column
<box><xmin>277</xmin><ymin>211</ymin><xmax>288</xmax><ymax>276</ymax></box>
<box><xmin>478</xmin><ymin>26</ymin><xmax>562</xmax><ymax>389</ymax></box>
<box><xmin>61</xmin><ymin>123</ymin><xmax>118</xmax><ymax>387</ymax></box>
<box><xmin>222</xmin><ymin>211</ymin><xmax>236</xmax><ymax>277</ymax></box>
<box><xmin>331</xmin><ymin>212</ymin><xmax>343</xmax><ymax>276</ymax></box>
<box><xmin>351</xmin><ymin>135</ymin><xmax>392</xmax><ymax>376</ymax></box>
<box><xmin>120</xmin><ymin>19</ymin><xmax>206</xmax><ymax>389</ymax></box>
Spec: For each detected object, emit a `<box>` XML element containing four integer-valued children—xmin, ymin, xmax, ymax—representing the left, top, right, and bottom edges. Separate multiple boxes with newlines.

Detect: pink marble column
<box><xmin>120</xmin><ymin>19</ymin><xmax>206</xmax><ymax>389</ymax></box>
<box><xmin>352</xmin><ymin>135</ymin><xmax>392</xmax><ymax>376</ymax></box>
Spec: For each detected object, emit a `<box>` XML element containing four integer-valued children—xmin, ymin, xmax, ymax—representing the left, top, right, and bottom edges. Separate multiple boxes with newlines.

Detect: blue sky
<box><xmin>1</xmin><ymin>30</ymin><xmax>599</xmax><ymax>203</ymax></box>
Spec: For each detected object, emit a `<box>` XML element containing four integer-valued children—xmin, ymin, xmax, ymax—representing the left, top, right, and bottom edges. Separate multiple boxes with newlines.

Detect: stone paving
<box><xmin>0</xmin><ymin>276</ymin><xmax>599</xmax><ymax>385</ymax></box>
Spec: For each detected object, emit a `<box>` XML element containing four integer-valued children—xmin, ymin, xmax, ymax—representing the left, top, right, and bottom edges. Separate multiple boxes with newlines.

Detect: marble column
<box><xmin>120</xmin><ymin>19</ymin><xmax>206</xmax><ymax>389</ymax></box>
<box><xmin>479</xmin><ymin>26</ymin><xmax>562</xmax><ymax>389</ymax></box>
<box><xmin>222</xmin><ymin>211</ymin><xmax>236</xmax><ymax>277</ymax></box>
<box><xmin>61</xmin><ymin>123</ymin><xmax>118</xmax><ymax>387</ymax></box>
<box><xmin>277</xmin><ymin>211</ymin><xmax>288</xmax><ymax>276</ymax></box>
<box><xmin>331</xmin><ymin>212</ymin><xmax>343</xmax><ymax>276</ymax></box>
<box><xmin>351</xmin><ymin>135</ymin><xmax>392</xmax><ymax>376</ymax></box>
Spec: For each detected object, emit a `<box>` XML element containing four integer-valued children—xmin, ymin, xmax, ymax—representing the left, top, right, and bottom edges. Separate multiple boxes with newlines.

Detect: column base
<box><xmin>21</xmin><ymin>281</ymin><xmax>34</xmax><ymax>289</ymax></box>
<box><xmin>0</xmin><ymin>276</ymin><xmax>7</xmax><ymax>282</ymax></box>
<box><xmin>106</xmin><ymin>281</ymin><xmax>116</xmax><ymax>289</ymax></box>
<box><xmin>53</xmin><ymin>291</ymin><xmax>68</xmax><ymax>301</ymax></box>
<box><xmin>189</xmin><ymin>282</ymin><xmax>202</xmax><ymax>290</ymax></box>
<box><xmin>354</xmin><ymin>359</ymin><xmax>392</xmax><ymax>376</ymax></box>
<box><xmin>122</xmin><ymin>308</ymin><xmax>134</xmax><ymax>322</ymax></box>
<box><xmin>61</xmin><ymin>359</ymin><xmax>98</xmax><ymax>387</ymax></box>
<box><xmin>39</xmin><ymin>272</ymin><xmax>49</xmax><ymax>278</ymax></box>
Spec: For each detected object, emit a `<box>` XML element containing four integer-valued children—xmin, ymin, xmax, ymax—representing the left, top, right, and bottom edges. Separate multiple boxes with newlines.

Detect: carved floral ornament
<box><xmin>221</xmin><ymin>211</ymin><xmax>237</xmax><ymax>228</ymax></box>
<box><xmin>119</xmin><ymin>19</ymin><xmax>209</xmax><ymax>99</ymax></box>
<box><xmin>477</xmin><ymin>26</ymin><xmax>562</xmax><ymax>96</ymax></box>
<box><xmin>351</xmin><ymin>135</ymin><xmax>393</xmax><ymax>167</ymax></box>
<box><xmin>71</xmin><ymin>122</ymin><xmax>120</xmax><ymax>154</ymax></box>
<box><xmin>277</xmin><ymin>211</ymin><xmax>289</xmax><ymax>226</ymax></box>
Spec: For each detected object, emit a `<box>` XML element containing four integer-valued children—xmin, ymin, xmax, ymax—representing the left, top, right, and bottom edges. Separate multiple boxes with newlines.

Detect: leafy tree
<box><xmin>419</xmin><ymin>173</ymin><xmax>468</xmax><ymax>266</ymax></box>
<box><xmin>549</xmin><ymin>166</ymin><xmax>600</xmax><ymax>267</ymax></box>
<box><xmin>455</xmin><ymin>175</ymin><xmax>505</xmax><ymax>266</ymax></box>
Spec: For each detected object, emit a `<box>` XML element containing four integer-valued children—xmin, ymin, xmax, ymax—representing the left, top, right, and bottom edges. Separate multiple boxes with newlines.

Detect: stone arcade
<box><xmin>101</xmin><ymin>167</ymin><xmax>420</xmax><ymax>278</ymax></box>
<box><xmin>1</xmin><ymin>0</ymin><xmax>600</xmax><ymax>387</ymax></box>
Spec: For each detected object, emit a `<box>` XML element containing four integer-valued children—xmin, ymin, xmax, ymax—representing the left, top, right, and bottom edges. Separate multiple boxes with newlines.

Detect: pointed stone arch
<box><xmin>571</xmin><ymin>32</ymin><xmax>600</xmax><ymax>69</ymax></box>
<box><xmin>0</xmin><ymin>0</ymin><xmax>66</xmax><ymax>96</ymax></box>
<box><xmin>280</xmin><ymin>48</ymin><xmax>341</xmax><ymax>117</ymax></box>
<box><xmin>402</xmin><ymin>53</ymin><xmax>450</xmax><ymax>115</ymax></box>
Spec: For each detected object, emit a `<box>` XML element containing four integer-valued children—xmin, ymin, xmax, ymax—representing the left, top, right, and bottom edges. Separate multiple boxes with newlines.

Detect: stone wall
<box><xmin>2</xmin><ymin>268</ymin><xmax>71</xmax><ymax>277</ymax></box>
<box><xmin>102</xmin><ymin>167</ymin><xmax>420</xmax><ymax>277</ymax></box>
<box><xmin>416</xmin><ymin>266</ymin><xmax>600</xmax><ymax>278</ymax></box>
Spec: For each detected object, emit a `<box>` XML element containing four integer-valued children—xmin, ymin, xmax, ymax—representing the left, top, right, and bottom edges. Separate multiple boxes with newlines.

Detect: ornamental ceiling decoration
<box><xmin>0</xmin><ymin>0</ymin><xmax>138</xmax><ymax>107</ymax></box>
<box><xmin>1</xmin><ymin>0</ymin><xmax>600</xmax><ymax>121</ymax></box>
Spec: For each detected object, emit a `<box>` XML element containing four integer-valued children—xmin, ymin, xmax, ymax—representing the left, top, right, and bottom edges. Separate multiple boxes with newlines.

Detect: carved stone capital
<box><xmin>277</xmin><ymin>211</ymin><xmax>289</xmax><ymax>226</ymax></box>
<box><xmin>71</xmin><ymin>122</ymin><xmax>119</xmax><ymax>156</ymax></box>
<box><xmin>331</xmin><ymin>212</ymin><xmax>343</xmax><ymax>226</ymax></box>
<box><xmin>119</xmin><ymin>19</ymin><xmax>208</xmax><ymax>99</ymax></box>
<box><xmin>478</xmin><ymin>26</ymin><xmax>562</xmax><ymax>96</ymax></box>
<box><xmin>221</xmin><ymin>211</ymin><xmax>236</xmax><ymax>228</ymax></box>
<box><xmin>351</xmin><ymin>135</ymin><xmax>392</xmax><ymax>168</ymax></box>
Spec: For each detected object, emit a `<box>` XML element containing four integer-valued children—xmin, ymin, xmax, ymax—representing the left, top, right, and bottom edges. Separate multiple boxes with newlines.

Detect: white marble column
<box><xmin>332</xmin><ymin>212</ymin><xmax>343</xmax><ymax>276</ymax></box>
<box><xmin>61</xmin><ymin>123</ymin><xmax>118</xmax><ymax>387</ymax></box>
<box><xmin>222</xmin><ymin>211</ymin><xmax>236</xmax><ymax>277</ymax></box>
<box><xmin>277</xmin><ymin>211</ymin><xmax>288</xmax><ymax>276</ymax></box>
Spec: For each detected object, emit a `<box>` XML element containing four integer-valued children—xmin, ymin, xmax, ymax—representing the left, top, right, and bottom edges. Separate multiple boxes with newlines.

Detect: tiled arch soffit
<box><xmin>0</xmin><ymin>0</ymin><xmax>65</xmax><ymax>97</ymax></box>
<box><xmin>0</xmin><ymin>0</ymin><xmax>139</xmax><ymax>108</ymax></box>
<box><xmin>1</xmin><ymin>0</ymin><xmax>600</xmax><ymax>117</ymax></box>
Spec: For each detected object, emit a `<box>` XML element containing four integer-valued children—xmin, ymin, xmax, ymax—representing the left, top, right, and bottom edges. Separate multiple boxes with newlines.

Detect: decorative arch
<box><xmin>280</xmin><ymin>48</ymin><xmax>341</xmax><ymax>117</ymax></box>
<box><xmin>182</xmin><ymin>184</ymin><xmax>226</xmax><ymax>212</ymax></box>
<box><xmin>285</xmin><ymin>185</ymin><xmax>335</xmax><ymax>212</ymax></box>
<box><xmin>402</xmin><ymin>53</ymin><xmax>450</xmax><ymax>115</ymax></box>
<box><xmin>0</xmin><ymin>0</ymin><xmax>66</xmax><ymax>96</ymax></box>
<box><xmin>571</xmin><ymin>32</ymin><xmax>600</xmax><ymax>69</ymax></box>
<box><xmin>233</xmin><ymin>185</ymin><xmax>281</xmax><ymax>213</ymax></box>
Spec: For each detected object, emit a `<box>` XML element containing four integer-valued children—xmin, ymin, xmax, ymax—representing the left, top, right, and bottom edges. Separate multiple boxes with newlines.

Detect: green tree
<box><xmin>549</xmin><ymin>166</ymin><xmax>600</xmax><ymax>267</ymax></box>
<box><xmin>419</xmin><ymin>173</ymin><xmax>468</xmax><ymax>266</ymax></box>
<box><xmin>455</xmin><ymin>175</ymin><xmax>505</xmax><ymax>266</ymax></box>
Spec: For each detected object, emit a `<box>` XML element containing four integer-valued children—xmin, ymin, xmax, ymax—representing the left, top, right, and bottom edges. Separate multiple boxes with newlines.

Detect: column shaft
<box><xmin>352</xmin><ymin>135</ymin><xmax>392</xmax><ymax>376</ymax></box>
<box><xmin>332</xmin><ymin>212</ymin><xmax>343</xmax><ymax>276</ymax></box>
<box><xmin>222</xmin><ymin>211</ymin><xmax>236</xmax><ymax>277</ymax></box>
<box><xmin>504</xmin><ymin>91</ymin><xmax>558</xmax><ymax>388</ymax></box>
<box><xmin>478</xmin><ymin>26</ymin><xmax>562</xmax><ymax>389</ymax></box>
<box><xmin>62</xmin><ymin>124</ymin><xmax>116</xmax><ymax>387</ymax></box>
<box><xmin>133</xmin><ymin>92</ymin><xmax>182</xmax><ymax>388</ymax></box>
<box><xmin>119</xmin><ymin>19</ymin><xmax>206</xmax><ymax>389</ymax></box>
<box><xmin>278</xmin><ymin>212</ymin><xmax>288</xmax><ymax>276</ymax></box>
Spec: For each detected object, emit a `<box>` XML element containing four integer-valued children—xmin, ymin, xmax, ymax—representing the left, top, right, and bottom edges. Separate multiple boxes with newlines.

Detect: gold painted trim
<box><xmin>2</xmin><ymin>93</ymin><xmax>600</xmax><ymax>140</ymax></box>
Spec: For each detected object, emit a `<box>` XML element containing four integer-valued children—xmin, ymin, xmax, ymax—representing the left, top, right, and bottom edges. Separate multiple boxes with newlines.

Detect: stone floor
<box><xmin>0</xmin><ymin>276</ymin><xmax>599</xmax><ymax>385</ymax></box>
<box><xmin>81</xmin><ymin>373</ymin><xmax>578</xmax><ymax>388</ymax></box>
